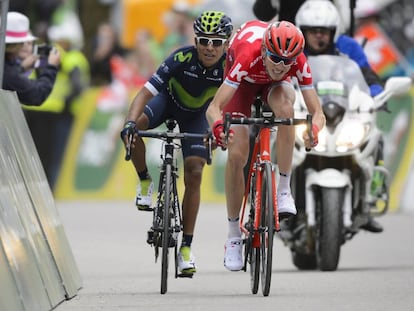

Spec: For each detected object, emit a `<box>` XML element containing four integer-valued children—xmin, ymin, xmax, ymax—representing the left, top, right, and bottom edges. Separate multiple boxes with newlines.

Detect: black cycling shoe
<box><xmin>360</xmin><ymin>217</ymin><xmax>383</xmax><ymax>233</ymax></box>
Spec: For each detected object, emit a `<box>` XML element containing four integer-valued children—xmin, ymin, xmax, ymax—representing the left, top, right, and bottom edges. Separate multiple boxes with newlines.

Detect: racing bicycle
<box><xmin>125</xmin><ymin>119</ymin><xmax>213</xmax><ymax>294</ymax></box>
<box><xmin>223</xmin><ymin>98</ymin><xmax>312</xmax><ymax>296</ymax></box>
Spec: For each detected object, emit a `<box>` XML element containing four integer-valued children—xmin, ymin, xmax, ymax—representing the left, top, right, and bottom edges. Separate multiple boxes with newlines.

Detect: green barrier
<box><xmin>55</xmin><ymin>85</ymin><xmax>414</xmax><ymax>211</ymax></box>
<box><xmin>54</xmin><ymin>86</ymin><xmax>227</xmax><ymax>202</ymax></box>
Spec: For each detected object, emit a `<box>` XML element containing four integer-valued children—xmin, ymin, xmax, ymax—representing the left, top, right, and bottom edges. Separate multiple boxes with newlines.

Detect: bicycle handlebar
<box><xmin>136</xmin><ymin>130</ymin><xmax>211</xmax><ymax>140</ymax></box>
<box><xmin>223</xmin><ymin>112</ymin><xmax>314</xmax><ymax>150</ymax></box>
<box><xmin>124</xmin><ymin>129</ymin><xmax>214</xmax><ymax>165</ymax></box>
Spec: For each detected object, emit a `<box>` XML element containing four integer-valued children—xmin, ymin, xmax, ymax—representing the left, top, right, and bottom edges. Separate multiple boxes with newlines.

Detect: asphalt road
<box><xmin>56</xmin><ymin>201</ymin><xmax>414</xmax><ymax>311</ymax></box>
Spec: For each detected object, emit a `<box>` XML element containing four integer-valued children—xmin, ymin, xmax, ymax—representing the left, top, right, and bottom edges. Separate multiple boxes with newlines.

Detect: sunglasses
<box><xmin>266</xmin><ymin>50</ymin><xmax>296</xmax><ymax>66</ymax></box>
<box><xmin>306</xmin><ymin>27</ymin><xmax>331</xmax><ymax>36</ymax></box>
<box><xmin>196</xmin><ymin>37</ymin><xmax>227</xmax><ymax>47</ymax></box>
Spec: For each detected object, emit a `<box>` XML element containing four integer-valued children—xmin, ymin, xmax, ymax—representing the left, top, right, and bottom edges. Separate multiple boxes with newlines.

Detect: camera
<box><xmin>33</xmin><ymin>44</ymin><xmax>53</xmax><ymax>57</ymax></box>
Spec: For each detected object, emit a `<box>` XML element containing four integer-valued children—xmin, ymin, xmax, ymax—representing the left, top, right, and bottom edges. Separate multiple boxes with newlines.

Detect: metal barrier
<box><xmin>0</xmin><ymin>90</ymin><xmax>82</xmax><ymax>311</ymax></box>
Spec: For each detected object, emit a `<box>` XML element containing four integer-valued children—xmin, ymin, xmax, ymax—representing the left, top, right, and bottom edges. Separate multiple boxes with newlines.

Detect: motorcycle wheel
<box><xmin>316</xmin><ymin>187</ymin><xmax>344</xmax><ymax>271</ymax></box>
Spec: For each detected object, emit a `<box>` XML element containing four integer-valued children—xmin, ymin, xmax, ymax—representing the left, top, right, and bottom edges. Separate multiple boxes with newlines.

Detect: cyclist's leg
<box><xmin>175</xmin><ymin>109</ymin><xmax>208</xmax><ymax>273</ymax></box>
<box><xmin>222</xmin><ymin>82</ymin><xmax>259</xmax><ymax>271</ymax></box>
<box><xmin>266</xmin><ymin>81</ymin><xmax>297</xmax><ymax>215</ymax></box>
<box><xmin>133</xmin><ymin>94</ymin><xmax>169</xmax><ymax>210</ymax></box>
<box><xmin>222</xmin><ymin>82</ymin><xmax>259</xmax><ymax>231</ymax></box>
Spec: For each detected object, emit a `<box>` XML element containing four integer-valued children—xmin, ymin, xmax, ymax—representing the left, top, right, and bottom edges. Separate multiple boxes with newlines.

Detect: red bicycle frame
<box><xmin>240</xmin><ymin>126</ymin><xmax>279</xmax><ymax>248</ymax></box>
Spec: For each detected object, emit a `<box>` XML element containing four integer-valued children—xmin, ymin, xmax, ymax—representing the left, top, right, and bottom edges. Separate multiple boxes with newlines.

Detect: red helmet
<box><xmin>263</xmin><ymin>21</ymin><xmax>305</xmax><ymax>60</ymax></box>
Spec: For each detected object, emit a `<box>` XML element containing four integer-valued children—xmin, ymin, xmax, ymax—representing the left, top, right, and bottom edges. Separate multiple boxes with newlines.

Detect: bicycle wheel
<box><xmin>260</xmin><ymin>162</ymin><xmax>275</xmax><ymax>296</ymax></box>
<box><xmin>160</xmin><ymin>163</ymin><xmax>173</xmax><ymax>294</ymax></box>
<box><xmin>248</xmin><ymin>172</ymin><xmax>260</xmax><ymax>294</ymax></box>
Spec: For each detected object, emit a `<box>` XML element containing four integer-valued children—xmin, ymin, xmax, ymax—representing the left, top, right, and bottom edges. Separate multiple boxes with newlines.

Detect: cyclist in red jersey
<box><xmin>206</xmin><ymin>20</ymin><xmax>326</xmax><ymax>271</ymax></box>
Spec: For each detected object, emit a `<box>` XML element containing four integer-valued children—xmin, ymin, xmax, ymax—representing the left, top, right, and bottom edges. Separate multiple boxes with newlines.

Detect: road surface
<box><xmin>56</xmin><ymin>201</ymin><xmax>414</xmax><ymax>311</ymax></box>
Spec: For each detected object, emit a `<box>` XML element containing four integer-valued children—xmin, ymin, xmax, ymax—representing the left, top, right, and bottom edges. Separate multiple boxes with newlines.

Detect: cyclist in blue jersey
<box><xmin>120</xmin><ymin>11</ymin><xmax>233</xmax><ymax>276</ymax></box>
<box><xmin>295</xmin><ymin>0</ymin><xmax>384</xmax><ymax>232</ymax></box>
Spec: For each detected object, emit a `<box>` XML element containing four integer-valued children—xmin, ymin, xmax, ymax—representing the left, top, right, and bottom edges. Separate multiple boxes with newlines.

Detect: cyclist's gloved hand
<box><xmin>120</xmin><ymin>121</ymin><xmax>136</xmax><ymax>141</ymax></box>
<box><xmin>213</xmin><ymin>120</ymin><xmax>226</xmax><ymax>147</ymax></box>
<box><xmin>311</xmin><ymin>124</ymin><xmax>319</xmax><ymax>147</ymax></box>
<box><xmin>303</xmin><ymin>124</ymin><xmax>319</xmax><ymax>148</ymax></box>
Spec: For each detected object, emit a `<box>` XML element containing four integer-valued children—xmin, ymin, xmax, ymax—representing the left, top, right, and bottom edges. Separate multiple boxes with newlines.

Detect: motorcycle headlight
<box><xmin>295</xmin><ymin>122</ymin><xmax>369</xmax><ymax>152</ymax></box>
<box><xmin>336</xmin><ymin>121</ymin><xmax>369</xmax><ymax>152</ymax></box>
<box><xmin>295</xmin><ymin>124</ymin><xmax>328</xmax><ymax>152</ymax></box>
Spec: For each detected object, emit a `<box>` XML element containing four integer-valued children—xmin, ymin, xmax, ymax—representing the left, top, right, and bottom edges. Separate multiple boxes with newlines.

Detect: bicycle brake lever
<box><xmin>206</xmin><ymin>131</ymin><xmax>213</xmax><ymax>165</ymax></box>
<box><xmin>305</xmin><ymin>114</ymin><xmax>313</xmax><ymax>152</ymax></box>
<box><xmin>222</xmin><ymin>113</ymin><xmax>231</xmax><ymax>151</ymax></box>
<box><xmin>125</xmin><ymin>133</ymin><xmax>133</xmax><ymax>161</ymax></box>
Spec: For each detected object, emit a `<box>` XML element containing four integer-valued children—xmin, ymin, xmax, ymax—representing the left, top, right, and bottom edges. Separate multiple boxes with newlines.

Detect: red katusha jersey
<box><xmin>224</xmin><ymin>20</ymin><xmax>313</xmax><ymax>89</ymax></box>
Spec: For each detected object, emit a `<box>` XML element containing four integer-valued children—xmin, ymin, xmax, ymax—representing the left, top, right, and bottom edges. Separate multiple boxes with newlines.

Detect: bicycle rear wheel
<box><xmin>260</xmin><ymin>162</ymin><xmax>275</xmax><ymax>296</ymax></box>
<box><xmin>160</xmin><ymin>164</ymin><xmax>173</xmax><ymax>294</ymax></box>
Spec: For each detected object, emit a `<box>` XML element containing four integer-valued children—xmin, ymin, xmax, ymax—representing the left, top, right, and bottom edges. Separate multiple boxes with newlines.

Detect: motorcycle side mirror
<box><xmin>384</xmin><ymin>76</ymin><xmax>412</xmax><ymax>95</ymax></box>
<box><xmin>374</xmin><ymin>77</ymin><xmax>412</xmax><ymax>108</ymax></box>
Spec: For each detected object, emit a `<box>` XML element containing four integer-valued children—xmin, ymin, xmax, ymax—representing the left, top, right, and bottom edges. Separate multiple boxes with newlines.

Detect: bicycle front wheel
<box><xmin>248</xmin><ymin>171</ymin><xmax>260</xmax><ymax>294</ymax></box>
<box><xmin>160</xmin><ymin>164</ymin><xmax>173</xmax><ymax>294</ymax></box>
<box><xmin>260</xmin><ymin>162</ymin><xmax>275</xmax><ymax>296</ymax></box>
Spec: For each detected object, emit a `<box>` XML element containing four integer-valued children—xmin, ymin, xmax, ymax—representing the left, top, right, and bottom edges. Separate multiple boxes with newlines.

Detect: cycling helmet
<box><xmin>193</xmin><ymin>11</ymin><xmax>233</xmax><ymax>38</ymax></box>
<box><xmin>295</xmin><ymin>0</ymin><xmax>340</xmax><ymax>41</ymax></box>
<box><xmin>263</xmin><ymin>21</ymin><xmax>305</xmax><ymax>59</ymax></box>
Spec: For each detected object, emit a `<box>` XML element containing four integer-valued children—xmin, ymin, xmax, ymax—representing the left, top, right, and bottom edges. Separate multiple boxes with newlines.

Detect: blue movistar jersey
<box><xmin>143</xmin><ymin>45</ymin><xmax>226</xmax><ymax>160</ymax></box>
<box><xmin>145</xmin><ymin>45</ymin><xmax>225</xmax><ymax>112</ymax></box>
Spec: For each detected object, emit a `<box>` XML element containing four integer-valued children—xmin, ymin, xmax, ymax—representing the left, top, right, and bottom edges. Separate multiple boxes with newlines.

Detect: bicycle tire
<box><xmin>248</xmin><ymin>171</ymin><xmax>260</xmax><ymax>294</ymax></box>
<box><xmin>160</xmin><ymin>164</ymin><xmax>173</xmax><ymax>294</ymax></box>
<box><xmin>260</xmin><ymin>162</ymin><xmax>275</xmax><ymax>296</ymax></box>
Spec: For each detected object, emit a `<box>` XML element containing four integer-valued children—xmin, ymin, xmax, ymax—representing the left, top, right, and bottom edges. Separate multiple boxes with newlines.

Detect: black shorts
<box><xmin>144</xmin><ymin>92</ymin><xmax>209</xmax><ymax>160</ymax></box>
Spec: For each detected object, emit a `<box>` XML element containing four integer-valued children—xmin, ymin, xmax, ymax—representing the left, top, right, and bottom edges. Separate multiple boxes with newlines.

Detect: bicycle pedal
<box><xmin>137</xmin><ymin>206</ymin><xmax>154</xmax><ymax>212</ymax></box>
<box><xmin>177</xmin><ymin>272</ymin><xmax>194</xmax><ymax>278</ymax></box>
<box><xmin>278</xmin><ymin>212</ymin><xmax>294</xmax><ymax>220</ymax></box>
<box><xmin>146</xmin><ymin>230</ymin><xmax>154</xmax><ymax>245</ymax></box>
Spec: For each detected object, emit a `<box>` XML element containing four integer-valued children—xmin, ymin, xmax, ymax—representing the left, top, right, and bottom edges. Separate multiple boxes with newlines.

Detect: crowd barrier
<box><xmin>0</xmin><ymin>90</ymin><xmax>81</xmax><ymax>311</ymax></box>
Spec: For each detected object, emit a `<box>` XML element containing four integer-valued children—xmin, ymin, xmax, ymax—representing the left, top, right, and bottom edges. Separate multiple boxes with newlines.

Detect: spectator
<box><xmin>127</xmin><ymin>29</ymin><xmax>163</xmax><ymax>80</ymax></box>
<box><xmin>23</xmin><ymin>18</ymin><xmax>90</xmax><ymax>190</ymax></box>
<box><xmin>162</xmin><ymin>0</ymin><xmax>197</xmax><ymax>57</ymax></box>
<box><xmin>90</xmin><ymin>22</ymin><xmax>128</xmax><ymax>86</ymax></box>
<box><xmin>2</xmin><ymin>11</ymin><xmax>61</xmax><ymax>106</ymax></box>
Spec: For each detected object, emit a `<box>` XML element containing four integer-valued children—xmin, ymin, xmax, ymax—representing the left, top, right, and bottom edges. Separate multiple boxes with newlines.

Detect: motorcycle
<box><xmin>278</xmin><ymin>55</ymin><xmax>411</xmax><ymax>271</ymax></box>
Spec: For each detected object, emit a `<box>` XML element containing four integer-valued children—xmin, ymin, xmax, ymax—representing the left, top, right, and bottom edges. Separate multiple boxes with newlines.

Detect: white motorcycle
<box><xmin>278</xmin><ymin>55</ymin><xmax>411</xmax><ymax>271</ymax></box>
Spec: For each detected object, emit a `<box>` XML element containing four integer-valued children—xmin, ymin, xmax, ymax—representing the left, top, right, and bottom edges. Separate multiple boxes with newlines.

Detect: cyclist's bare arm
<box><xmin>206</xmin><ymin>83</ymin><xmax>236</xmax><ymax>126</ymax></box>
<box><xmin>301</xmin><ymin>88</ymin><xmax>326</xmax><ymax>147</ymax></box>
<box><xmin>125</xmin><ymin>87</ymin><xmax>154</xmax><ymax>125</ymax></box>
<box><xmin>206</xmin><ymin>83</ymin><xmax>237</xmax><ymax>147</ymax></box>
<box><xmin>121</xmin><ymin>87</ymin><xmax>154</xmax><ymax>147</ymax></box>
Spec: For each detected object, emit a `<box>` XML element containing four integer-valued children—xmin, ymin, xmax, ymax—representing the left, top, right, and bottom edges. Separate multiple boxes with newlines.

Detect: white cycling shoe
<box><xmin>277</xmin><ymin>192</ymin><xmax>297</xmax><ymax>215</ymax></box>
<box><xmin>224</xmin><ymin>238</ymin><xmax>243</xmax><ymax>271</ymax></box>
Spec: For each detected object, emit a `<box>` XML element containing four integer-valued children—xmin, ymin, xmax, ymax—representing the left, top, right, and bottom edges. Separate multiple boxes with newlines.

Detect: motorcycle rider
<box><xmin>295</xmin><ymin>0</ymin><xmax>384</xmax><ymax>232</ymax></box>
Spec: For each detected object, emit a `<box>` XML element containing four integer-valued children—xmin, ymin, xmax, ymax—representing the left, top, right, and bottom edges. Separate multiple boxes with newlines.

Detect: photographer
<box><xmin>2</xmin><ymin>12</ymin><xmax>60</xmax><ymax>106</ymax></box>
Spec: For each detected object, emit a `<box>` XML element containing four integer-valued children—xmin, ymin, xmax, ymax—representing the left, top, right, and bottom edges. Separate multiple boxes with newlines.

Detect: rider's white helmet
<box><xmin>295</xmin><ymin>0</ymin><xmax>340</xmax><ymax>42</ymax></box>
